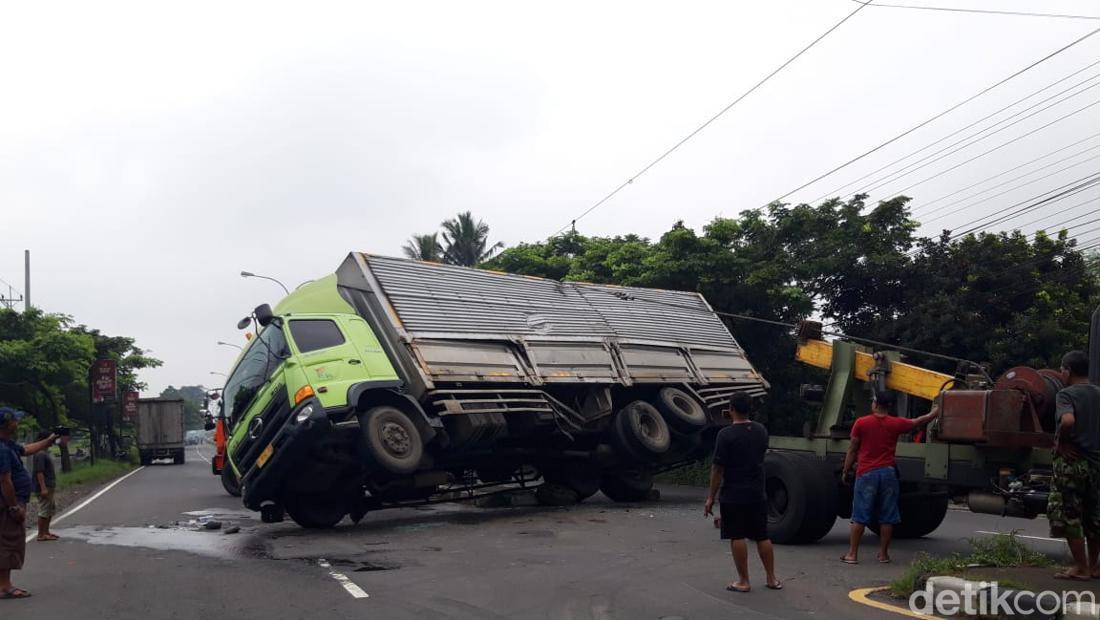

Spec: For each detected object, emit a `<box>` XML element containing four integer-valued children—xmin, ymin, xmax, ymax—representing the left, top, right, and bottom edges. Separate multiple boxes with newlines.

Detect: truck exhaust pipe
<box><xmin>967</xmin><ymin>491</ymin><xmax>1044</xmax><ymax>519</ymax></box>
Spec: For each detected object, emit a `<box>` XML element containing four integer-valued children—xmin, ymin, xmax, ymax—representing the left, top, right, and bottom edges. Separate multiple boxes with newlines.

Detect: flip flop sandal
<box><xmin>840</xmin><ymin>556</ymin><xmax>858</xmax><ymax>564</ymax></box>
<box><xmin>726</xmin><ymin>585</ymin><xmax>751</xmax><ymax>593</ymax></box>
<box><xmin>0</xmin><ymin>588</ymin><xmax>31</xmax><ymax>600</ymax></box>
<box><xmin>878</xmin><ymin>557</ymin><xmax>891</xmax><ymax>564</ymax></box>
<box><xmin>767</xmin><ymin>582</ymin><xmax>784</xmax><ymax>590</ymax></box>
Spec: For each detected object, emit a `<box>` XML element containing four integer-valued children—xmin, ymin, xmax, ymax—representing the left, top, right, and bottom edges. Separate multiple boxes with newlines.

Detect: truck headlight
<box><xmin>295</xmin><ymin>405</ymin><xmax>315</xmax><ymax>424</ymax></box>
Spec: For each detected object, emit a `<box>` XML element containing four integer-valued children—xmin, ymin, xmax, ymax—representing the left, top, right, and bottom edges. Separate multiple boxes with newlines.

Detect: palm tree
<box><xmin>440</xmin><ymin>211</ymin><xmax>504</xmax><ymax>266</ymax></box>
<box><xmin>402</xmin><ymin>233</ymin><xmax>443</xmax><ymax>262</ymax></box>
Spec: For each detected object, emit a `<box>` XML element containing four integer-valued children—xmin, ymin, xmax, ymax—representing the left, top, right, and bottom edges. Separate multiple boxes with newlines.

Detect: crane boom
<box><xmin>795</xmin><ymin>339</ymin><xmax>954</xmax><ymax>401</ymax></box>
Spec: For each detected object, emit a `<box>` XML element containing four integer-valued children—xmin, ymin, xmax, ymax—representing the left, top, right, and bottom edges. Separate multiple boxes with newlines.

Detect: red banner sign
<box><xmin>91</xmin><ymin>359</ymin><xmax>117</xmax><ymax>403</ymax></box>
<box><xmin>122</xmin><ymin>391</ymin><xmax>139</xmax><ymax>419</ymax></box>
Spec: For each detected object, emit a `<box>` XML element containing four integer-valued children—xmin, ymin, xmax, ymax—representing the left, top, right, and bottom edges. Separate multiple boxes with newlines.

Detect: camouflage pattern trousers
<box><xmin>1048</xmin><ymin>454</ymin><xmax>1100</xmax><ymax>540</ymax></box>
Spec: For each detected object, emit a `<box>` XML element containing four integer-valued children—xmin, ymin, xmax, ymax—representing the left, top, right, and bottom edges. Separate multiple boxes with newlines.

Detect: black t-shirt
<box><xmin>712</xmin><ymin>421</ymin><xmax>768</xmax><ymax>504</ymax></box>
<box><xmin>1058</xmin><ymin>383</ymin><xmax>1100</xmax><ymax>469</ymax></box>
<box><xmin>33</xmin><ymin>451</ymin><xmax>56</xmax><ymax>492</ymax></box>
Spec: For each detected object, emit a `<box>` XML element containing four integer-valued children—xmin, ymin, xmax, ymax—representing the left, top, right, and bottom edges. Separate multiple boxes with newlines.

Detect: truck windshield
<box><xmin>222</xmin><ymin>325</ymin><xmax>288</xmax><ymax>429</ymax></box>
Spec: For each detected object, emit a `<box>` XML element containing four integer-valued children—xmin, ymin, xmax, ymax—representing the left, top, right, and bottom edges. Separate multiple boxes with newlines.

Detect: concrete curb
<box><xmin>922</xmin><ymin>575</ymin><xmax>1097</xmax><ymax>619</ymax></box>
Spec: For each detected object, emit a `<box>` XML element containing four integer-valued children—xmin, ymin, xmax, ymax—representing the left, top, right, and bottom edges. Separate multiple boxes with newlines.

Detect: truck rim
<box><xmin>381</xmin><ymin>421</ymin><xmax>412</xmax><ymax>456</ymax></box>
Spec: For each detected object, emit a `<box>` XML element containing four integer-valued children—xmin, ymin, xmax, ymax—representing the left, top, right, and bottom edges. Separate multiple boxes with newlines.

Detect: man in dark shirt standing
<box><xmin>1047</xmin><ymin>350</ymin><xmax>1100</xmax><ymax>581</ymax></box>
<box><xmin>704</xmin><ymin>393</ymin><xmax>780</xmax><ymax>593</ymax></box>
<box><xmin>1</xmin><ymin>408</ymin><xmax>59</xmax><ymax>600</ymax></box>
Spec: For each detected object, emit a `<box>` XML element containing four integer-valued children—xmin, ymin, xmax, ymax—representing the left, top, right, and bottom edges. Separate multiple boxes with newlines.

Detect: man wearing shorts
<box><xmin>1</xmin><ymin>407</ymin><xmax>60</xmax><ymax>600</ymax></box>
<box><xmin>32</xmin><ymin>430</ymin><xmax>59</xmax><ymax>542</ymax></box>
<box><xmin>841</xmin><ymin>391</ymin><xmax>939</xmax><ymax>564</ymax></box>
<box><xmin>1047</xmin><ymin>350</ymin><xmax>1100</xmax><ymax>581</ymax></box>
<box><xmin>704</xmin><ymin>393</ymin><xmax>780</xmax><ymax>592</ymax></box>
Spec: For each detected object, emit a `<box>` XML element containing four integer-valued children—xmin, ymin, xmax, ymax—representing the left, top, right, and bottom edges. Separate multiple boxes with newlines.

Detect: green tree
<box><xmin>160</xmin><ymin>385</ymin><xmax>209</xmax><ymax>430</ymax></box>
<box><xmin>440</xmin><ymin>211</ymin><xmax>504</xmax><ymax>266</ymax></box>
<box><xmin>402</xmin><ymin>233</ymin><xmax>443</xmax><ymax>262</ymax></box>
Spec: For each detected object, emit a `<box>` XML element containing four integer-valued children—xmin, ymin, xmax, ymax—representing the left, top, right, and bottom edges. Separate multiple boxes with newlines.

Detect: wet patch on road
<box><xmin>58</xmin><ymin>524</ymin><xmax>256</xmax><ymax>558</ymax></box>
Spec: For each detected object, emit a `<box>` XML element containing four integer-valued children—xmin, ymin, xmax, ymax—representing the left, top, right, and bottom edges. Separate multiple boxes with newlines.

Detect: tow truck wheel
<box><xmin>611</xmin><ymin>401</ymin><xmax>671</xmax><ymax>462</ymax></box>
<box><xmin>654</xmin><ymin>388</ymin><xmax>708</xmax><ymax>434</ymax></box>
<box><xmin>284</xmin><ymin>495</ymin><xmax>347</xmax><ymax>529</ymax></box>
<box><xmin>600</xmin><ymin>469</ymin><xmax>654</xmax><ymax>502</ymax></box>
<box><xmin>221</xmin><ymin>466</ymin><xmax>242</xmax><ymax>497</ymax></box>
<box><xmin>358</xmin><ymin>406</ymin><xmax>424</xmax><ymax>475</ymax></box>
<box><xmin>765</xmin><ymin>452</ymin><xmax>837</xmax><ymax>544</ymax></box>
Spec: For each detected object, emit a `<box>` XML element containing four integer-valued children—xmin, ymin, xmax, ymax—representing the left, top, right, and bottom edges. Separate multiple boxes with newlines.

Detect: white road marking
<box><xmin>318</xmin><ymin>558</ymin><xmax>370</xmax><ymax>599</ymax></box>
<box><xmin>25</xmin><ymin>465</ymin><xmax>146</xmax><ymax>543</ymax></box>
<box><xmin>975</xmin><ymin>530</ymin><xmax>1066</xmax><ymax>544</ymax></box>
<box><xmin>192</xmin><ymin>444</ymin><xmax>211</xmax><ymax>464</ymax></box>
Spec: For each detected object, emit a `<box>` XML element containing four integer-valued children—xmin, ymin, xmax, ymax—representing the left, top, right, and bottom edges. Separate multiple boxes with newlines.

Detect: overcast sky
<box><xmin>3</xmin><ymin>0</ymin><xmax>1099</xmax><ymax>394</ymax></box>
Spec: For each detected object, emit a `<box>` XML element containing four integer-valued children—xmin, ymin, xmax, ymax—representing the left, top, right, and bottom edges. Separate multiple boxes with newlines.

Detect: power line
<box><xmin>910</xmin><ymin>131</ymin><xmax>1100</xmax><ymax>213</ymax></box>
<box><xmin>857</xmin><ymin>72</ymin><xmax>1100</xmax><ymax>198</ymax></box>
<box><xmin>548</xmin><ymin>0</ymin><xmax>874</xmax><ymax>237</ymax></box>
<box><xmin>876</xmin><ymin>96</ymin><xmax>1100</xmax><ymax>202</ymax></box>
<box><xmin>914</xmin><ymin>137</ymin><xmax>1100</xmax><ymax>221</ymax></box>
<box><xmin>766</xmin><ymin>26</ymin><xmax>1100</xmax><ymax>206</ymax></box>
<box><xmin>945</xmin><ymin>171</ymin><xmax>1100</xmax><ymax>241</ymax></box>
<box><xmin>920</xmin><ymin>152</ymin><xmax>1100</xmax><ymax>226</ymax></box>
<box><xmin>851</xmin><ymin>1</ymin><xmax>1100</xmax><ymax>21</ymax></box>
<box><xmin>1012</xmin><ymin>193</ymin><xmax>1100</xmax><ymax>233</ymax></box>
<box><xmin>812</xmin><ymin>58</ymin><xmax>1100</xmax><ymax>205</ymax></box>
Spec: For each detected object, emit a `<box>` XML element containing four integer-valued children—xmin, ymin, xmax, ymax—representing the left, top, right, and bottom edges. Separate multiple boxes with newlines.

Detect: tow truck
<box><xmin>762</xmin><ymin>307</ymin><xmax>1100</xmax><ymax>544</ymax></box>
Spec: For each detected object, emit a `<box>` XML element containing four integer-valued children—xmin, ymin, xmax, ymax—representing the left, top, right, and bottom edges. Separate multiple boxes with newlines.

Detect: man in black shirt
<box><xmin>704</xmin><ymin>393</ymin><xmax>780</xmax><ymax>592</ymax></box>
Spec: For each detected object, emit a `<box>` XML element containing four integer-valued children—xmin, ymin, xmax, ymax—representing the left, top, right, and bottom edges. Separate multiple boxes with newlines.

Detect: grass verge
<box><xmin>656</xmin><ymin>460</ymin><xmax>711</xmax><ymax>486</ymax></box>
<box><xmin>57</xmin><ymin>458</ymin><xmax>137</xmax><ymax>490</ymax></box>
<box><xmin>889</xmin><ymin>531</ymin><xmax>1055</xmax><ymax>597</ymax></box>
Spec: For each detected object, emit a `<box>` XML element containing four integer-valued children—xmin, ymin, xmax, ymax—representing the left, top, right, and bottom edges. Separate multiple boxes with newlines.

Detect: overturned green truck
<box><xmin>219</xmin><ymin>253</ymin><xmax>767</xmax><ymax>528</ymax></box>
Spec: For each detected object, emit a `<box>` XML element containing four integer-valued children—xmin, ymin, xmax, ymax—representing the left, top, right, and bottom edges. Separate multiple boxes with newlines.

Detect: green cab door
<box><xmin>286</xmin><ymin>315</ymin><xmax>374</xmax><ymax>409</ymax></box>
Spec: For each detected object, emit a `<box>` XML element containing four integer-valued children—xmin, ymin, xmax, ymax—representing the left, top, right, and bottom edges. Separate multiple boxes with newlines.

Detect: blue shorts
<box><xmin>852</xmin><ymin>466</ymin><xmax>901</xmax><ymax>526</ymax></box>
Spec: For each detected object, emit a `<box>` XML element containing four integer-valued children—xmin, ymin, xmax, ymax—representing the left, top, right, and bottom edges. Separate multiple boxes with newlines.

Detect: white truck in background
<box><xmin>136</xmin><ymin>398</ymin><xmax>186</xmax><ymax>465</ymax></box>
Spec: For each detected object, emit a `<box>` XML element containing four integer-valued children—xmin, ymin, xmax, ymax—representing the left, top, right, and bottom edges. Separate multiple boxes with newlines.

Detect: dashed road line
<box><xmin>25</xmin><ymin>465</ymin><xmax>145</xmax><ymax>543</ymax></box>
<box><xmin>318</xmin><ymin>558</ymin><xmax>370</xmax><ymax>599</ymax></box>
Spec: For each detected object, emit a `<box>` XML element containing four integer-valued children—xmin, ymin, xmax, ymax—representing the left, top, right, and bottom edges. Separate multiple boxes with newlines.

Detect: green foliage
<box><xmin>402</xmin><ymin>233</ymin><xmax>444</xmax><ymax>262</ymax></box>
<box><xmin>485</xmin><ymin>195</ymin><xmax>1100</xmax><ymax>432</ymax></box>
<box><xmin>160</xmin><ymin>385</ymin><xmax>210</xmax><ymax>430</ymax></box>
<box><xmin>56</xmin><ymin>457</ymin><xmax>136</xmax><ymax>489</ymax></box>
<box><xmin>889</xmin><ymin>532</ymin><xmax>1054</xmax><ymax>597</ymax></box>
<box><xmin>656</xmin><ymin>459</ymin><xmax>711</xmax><ymax>486</ymax></box>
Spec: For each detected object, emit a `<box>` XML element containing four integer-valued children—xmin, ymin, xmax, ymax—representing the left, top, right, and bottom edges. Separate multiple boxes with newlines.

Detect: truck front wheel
<box><xmin>222</xmin><ymin>466</ymin><xmax>242</xmax><ymax>497</ymax></box>
<box><xmin>870</xmin><ymin>489</ymin><xmax>949</xmax><ymax>539</ymax></box>
<box><xmin>765</xmin><ymin>452</ymin><xmax>837</xmax><ymax>544</ymax></box>
<box><xmin>610</xmin><ymin>401</ymin><xmax>671</xmax><ymax>462</ymax></box>
<box><xmin>284</xmin><ymin>495</ymin><xmax>348</xmax><ymax>529</ymax></box>
<box><xmin>358</xmin><ymin>406</ymin><xmax>424</xmax><ymax>475</ymax></box>
<box><xmin>600</xmin><ymin>470</ymin><xmax>654</xmax><ymax>502</ymax></box>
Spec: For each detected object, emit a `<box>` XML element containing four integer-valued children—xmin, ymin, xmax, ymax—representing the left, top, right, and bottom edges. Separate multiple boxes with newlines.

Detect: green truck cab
<box><xmin>220</xmin><ymin>254</ymin><xmax>766</xmax><ymax>528</ymax></box>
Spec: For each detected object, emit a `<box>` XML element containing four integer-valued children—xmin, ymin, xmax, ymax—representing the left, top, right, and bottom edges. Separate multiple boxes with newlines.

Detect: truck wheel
<box><xmin>222</xmin><ymin>466</ymin><xmax>242</xmax><ymax>497</ymax></box>
<box><xmin>140</xmin><ymin>451</ymin><xmax>151</xmax><ymax>466</ymax></box>
<box><xmin>536</xmin><ymin>483</ymin><xmax>580</xmax><ymax>506</ymax></box>
<box><xmin>174</xmin><ymin>450</ymin><xmax>186</xmax><ymax>465</ymax></box>
<box><xmin>871</xmin><ymin>491</ymin><xmax>949</xmax><ymax>539</ymax></box>
<box><xmin>284</xmin><ymin>495</ymin><xmax>348</xmax><ymax>529</ymax></box>
<box><xmin>358</xmin><ymin>406</ymin><xmax>424</xmax><ymax>475</ymax></box>
<box><xmin>611</xmin><ymin>401</ymin><xmax>671</xmax><ymax>462</ymax></box>
<box><xmin>765</xmin><ymin>452</ymin><xmax>837</xmax><ymax>544</ymax></box>
<box><xmin>600</xmin><ymin>470</ymin><xmax>654</xmax><ymax>502</ymax></box>
<box><xmin>654</xmin><ymin>388</ymin><xmax>707</xmax><ymax>434</ymax></box>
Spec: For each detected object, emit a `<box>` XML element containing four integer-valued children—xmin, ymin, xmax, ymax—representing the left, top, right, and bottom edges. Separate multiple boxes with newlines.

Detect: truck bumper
<box><xmin>240</xmin><ymin>398</ymin><xmax>332</xmax><ymax>511</ymax></box>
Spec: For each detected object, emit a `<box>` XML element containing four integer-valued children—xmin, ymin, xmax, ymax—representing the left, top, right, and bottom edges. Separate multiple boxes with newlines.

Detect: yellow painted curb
<box><xmin>849</xmin><ymin>587</ymin><xmax>941</xmax><ymax>619</ymax></box>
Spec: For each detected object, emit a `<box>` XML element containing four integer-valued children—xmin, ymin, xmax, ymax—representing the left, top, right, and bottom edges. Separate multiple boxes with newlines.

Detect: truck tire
<box><xmin>600</xmin><ymin>470</ymin><xmax>654</xmax><ymax>502</ymax></box>
<box><xmin>358</xmin><ymin>406</ymin><xmax>424</xmax><ymax>475</ymax></box>
<box><xmin>174</xmin><ymin>450</ymin><xmax>185</xmax><ymax>465</ymax></box>
<box><xmin>870</xmin><ymin>490</ymin><xmax>949</xmax><ymax>539</ymax></box>
<box><xmin>140</xmin><ymin>451</ymin><xmax>151</xmax><ymax>466</ymax></box>
<box><xmin>536</xmin><ymin>483</ymin><xmax>580</xmax><ymax>506</ymax></box>
<box><xmin>222</xmin><ymin>466</ymin><xmax>242</xmax><ymax>497</ymax></box>
<box><xmin>765</xmin><ymin>452</ymin><xmax>837</xmax><ymax>544</ymax></box>
<box><xmin>654</xmin><ymin>388</ymin><xmax>707</xmax><ymax>434</ymax></box>
<box><xmin>284</xmin><ymin>495</ymin><xmax>347</xmax><ymax>529</ymax></box>
<box><xmin>610</xmin><ymin>401</ymin><xmax>671</xmax><ymax>462</ymax></box>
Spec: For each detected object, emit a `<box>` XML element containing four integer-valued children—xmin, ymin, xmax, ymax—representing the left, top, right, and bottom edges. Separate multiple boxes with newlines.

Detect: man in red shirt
<box><xmin>840</xmin><ymin>391</ymin><xmax>940</xmax><ymax>564</ymax></box>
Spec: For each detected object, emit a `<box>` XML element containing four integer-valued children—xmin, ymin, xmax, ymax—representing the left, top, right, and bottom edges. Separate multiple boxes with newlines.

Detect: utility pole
<box><xmin>24</xmin><ymin>249</ymin><xmax>30</xmax><ymax>311</ymax></box>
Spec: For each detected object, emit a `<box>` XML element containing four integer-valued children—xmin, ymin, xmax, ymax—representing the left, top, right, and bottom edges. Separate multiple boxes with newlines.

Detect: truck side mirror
<box><xmin>237</xmin><ymin>316</ymin><xmax>252</xmax><ymax>330</ymax></box>
<box><xmin>255</xmin><ymin>304</ymin><xmax>274</xmax><ymax>327</ymax></box>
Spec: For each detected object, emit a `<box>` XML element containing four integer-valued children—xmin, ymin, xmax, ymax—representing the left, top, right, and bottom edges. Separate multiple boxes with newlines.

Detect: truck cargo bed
<box><xmin>337</xmin><ymin>254</ymin><xmax>766</xmax><ymax>397</ymax></box>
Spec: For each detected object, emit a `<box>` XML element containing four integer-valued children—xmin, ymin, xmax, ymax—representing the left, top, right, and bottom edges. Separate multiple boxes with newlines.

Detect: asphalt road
<box><xmin>8</xmin><ymin>445</ymin><xmax>1070</xmax><ymax>619</ymax></box>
